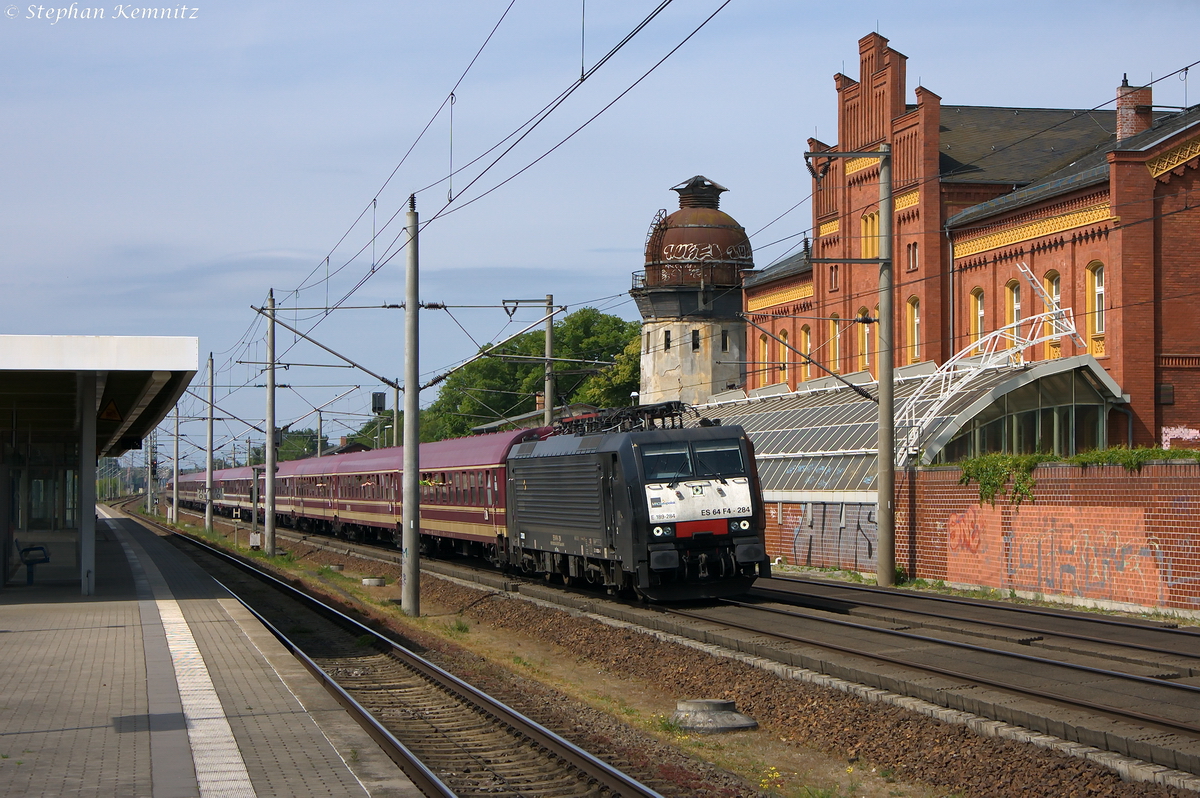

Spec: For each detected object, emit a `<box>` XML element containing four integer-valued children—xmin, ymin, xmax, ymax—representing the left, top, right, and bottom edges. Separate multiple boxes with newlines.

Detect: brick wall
<box><xmin>763</xmin><ymin>462</ymin><xmax>1200</xmax><ymax>612</ymax></box>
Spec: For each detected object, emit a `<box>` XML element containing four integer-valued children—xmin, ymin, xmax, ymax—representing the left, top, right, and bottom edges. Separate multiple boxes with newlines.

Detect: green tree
<box><xmin>248</xmin><ymin>428</ymin><xmax>328</xmax><ymax>463</ymax></box>
<box><xmin>420</xmin><ymin>307</ymin><xmax>639</xmax><ymax>440</ymax></box>
<box><xmin>573</xmin><ymin>336</ymin><xmax>641</xmax><ymax>408</ymax></box>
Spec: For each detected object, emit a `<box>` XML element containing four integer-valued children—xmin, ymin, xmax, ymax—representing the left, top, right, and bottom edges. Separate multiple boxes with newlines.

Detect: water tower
<box><xmin>630</xmin><ymin>176</ymin><xmax>753</xmax><ymax>405</ymax></box>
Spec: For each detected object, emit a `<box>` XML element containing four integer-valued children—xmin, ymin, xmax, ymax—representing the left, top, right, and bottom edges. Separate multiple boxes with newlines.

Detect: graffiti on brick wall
<box><xmin>1008</xmin><ymin>508</ymin><xmax>1157</xmax><ymax>605</ymax></box>
<box><xmin>945</xmin><ymin>504</ymin><xmax>1003</xmax><ymax>588</ymax></box>
<box><xmin>945</xmin><ymin>505</ymin><xmax>1159</xmax><ymax>606</ymax></box>
<box><xmin>771</xmin><ymin>502</ymin><xmax>877</xmax><ymax>573</ymax></box>
<box><xmin>1162</xmin><ymin>425</ymin><xmax>1200</xmax><ymax>449</ymax></box>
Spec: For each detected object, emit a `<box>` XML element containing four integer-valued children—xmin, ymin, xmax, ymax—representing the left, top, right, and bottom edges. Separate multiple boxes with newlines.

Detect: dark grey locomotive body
<box><xmin>504</xmin><ymin>424</ymin><xmax>769</xmax><ymax>600</ymax></box>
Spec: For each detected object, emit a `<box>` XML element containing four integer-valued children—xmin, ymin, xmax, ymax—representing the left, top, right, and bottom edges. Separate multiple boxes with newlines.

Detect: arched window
<box><xmin>1005</xmin><ymin>280</ymin><xmax>1022</xmax><ymax>348</ymax></box>
<box><xmin>1043</xmin><ymin>271</ymin><xmax>1062</xmax><ymax>359</ymax></box>
<box><xmin>857</xmin><ymin>308</ymin><xmax>871</xmax><ymax>372</ymax></box>
<box><xmin>906</xmin><ymin>241</ymin><xmax>919</xmax><ymax>272</ymax></box>
<box><xmin>829</xmin><ymin>314</ymin><xmax>841</xmax><ymax>373</ymax></box>
<box><xmin>759</xmin><ymin>334</ymin><xmax>769</xmax><ymax>386</ymax></box>
<box><xmin>1087</xmin><ymin>262</ymin><xmax>1105</xmax><ymax>356</ymax></box>
<box><xmin>907</xmin><ymin>296</ymin><xmax>921</xmax><ymax>363</ymax></box>
<box><xmin>970</xmin><ymin>288</ymin><xmax>985</xmax><ymax>345</ymax></box>
<box><xmin>861</xmin><ymin>212</ymin><xmax>879</xmax><ymax>258</ymax></box>
<box><xmin>800</xmin><ymin>325</ymin><xmax>811</xmax><ymax>381</ymax></box>
<box><xmin>778</xmin><ymin>329</ymin><xmax>789</xmax><ymax>383</ymax></box>
<box><xmin>829</xmin><ymin>264</ymin><xmax>839</xmax><ymax>291</ymax></box>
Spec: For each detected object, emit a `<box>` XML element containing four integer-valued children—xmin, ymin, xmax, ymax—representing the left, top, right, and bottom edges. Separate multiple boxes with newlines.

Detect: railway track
<box><xmin>669</xmin><ymin>594</ymin><xmax>1200</xmax><ymax>737</ymax></box>
<box><xmin>754</xmin><ymin>576</ymin><xmax>1200</xmax><ymax>669</ymax></box>
<box><xmin>149</xmin><ymin>502</ymin><xmax>1200</xmax><ymax>782</ymax></box>
<box><xmin>126</xmin><ymin>507</ymin><xmax>663</xmax><ymax>798</ymax></box>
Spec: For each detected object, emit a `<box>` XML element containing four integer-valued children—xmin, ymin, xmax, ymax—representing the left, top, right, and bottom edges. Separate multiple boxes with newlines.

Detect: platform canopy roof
<box><xmin>0</xmin><ymin>335</ymin><xmax>198</xmax><ymax>458</ymax></box>
<box><xmin>691</xmin><ymin>356</ymin><xmax>1125</xmax><ymax>501</ymax></box>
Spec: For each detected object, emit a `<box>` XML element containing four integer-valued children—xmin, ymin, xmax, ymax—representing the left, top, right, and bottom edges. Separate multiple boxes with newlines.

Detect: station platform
<box><xmin>0</xmin><ymin>507</ymin><xmax>418</xmax><ymax>798</ymax></box>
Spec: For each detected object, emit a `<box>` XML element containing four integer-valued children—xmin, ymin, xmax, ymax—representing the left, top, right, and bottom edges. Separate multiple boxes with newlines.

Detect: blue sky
<box><xmin>3</xmin><ymin>0</ymin><xmax>1198</xmax><ymax>465</ymax></box>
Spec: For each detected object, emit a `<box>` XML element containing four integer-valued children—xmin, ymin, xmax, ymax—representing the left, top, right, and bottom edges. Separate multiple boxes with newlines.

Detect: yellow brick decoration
<box><xmin>747</xmin><ymin>281</ymin><xmax>815</xmax><ymax>311</ymax></box>
<box><xmin>954</xmin><ymin>204</ymin><xmax>1112</xmax><ymax>258</ymax></box>
<box><xmin>1147</xmin><ymin>135</ymin><xmax>1200</xmax><ymax>178</ymax></box>
<box><xmin>844</xmin><ymin>156</ymin><xmax>876</xmax><ymax>175</ymax></box>
<box><xmin>818</xmin><ymin>219</ymin><xmax>840</xmax><ymax>237</ymax></box>
<box><xmin>894</xmin><ymin>189</ymin><xmax>919</xmax><ymax>211</ymax></box>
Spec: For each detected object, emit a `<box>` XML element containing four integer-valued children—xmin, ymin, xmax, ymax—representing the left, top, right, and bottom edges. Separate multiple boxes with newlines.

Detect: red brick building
<box><xmin>743</xmin><ymin>32</ymin><xmax>1200</xmax><ymax>451</ymax></box>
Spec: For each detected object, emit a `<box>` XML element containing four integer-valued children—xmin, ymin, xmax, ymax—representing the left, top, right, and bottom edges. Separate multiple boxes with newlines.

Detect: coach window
<box><xmin>1087</xmin><ymin>262</ymin><xmax>1105</xmax><ymax>356</ymax></box>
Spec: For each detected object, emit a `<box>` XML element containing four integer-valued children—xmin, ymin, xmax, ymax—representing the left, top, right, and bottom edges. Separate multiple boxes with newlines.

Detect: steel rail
<box><xmin>158</xmin><ymin>518</ymin><xmax>664</xmax><ymax>798</ymax></box>
<box><xmin>218</xmin><ymin>577</ymin><xmax>455</xmax><ymax>797</ymax></box>
<box><xmin>752</xmin><ymin>580</ymin><xmax>1200</xmax><ymax>660</ymax></box>
<box><xmin>668</xmin><ymin>603</ymin><xmax>1200</xmax><ymax>738</ymax></box>
<box><xmin>763</xmin><ymin>574</ymin><xmax>1197</xmax><ymax>635</ymax></box>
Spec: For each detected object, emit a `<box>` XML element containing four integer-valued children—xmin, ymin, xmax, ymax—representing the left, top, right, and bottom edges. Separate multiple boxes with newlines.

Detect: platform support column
<box><xmin>173</xmin><ymin>403</ymin><xmax>180</xmax><ymax>523</ymax></box>
<box><xmin>80</xmin><ymin>371</ymin><xmax>96</xmax><ymax>596</ymax></box>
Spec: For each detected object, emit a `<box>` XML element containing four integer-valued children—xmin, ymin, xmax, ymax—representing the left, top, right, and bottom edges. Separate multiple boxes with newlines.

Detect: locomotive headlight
<box><xmin>652</xmin><ymin>524</ymin><xmax>675</xmax><ymax>538</ymax></box>
<box><xmin>729</xmin><ymin>519</ymin><xmax>752</xmax><ymax>532</ymax></box>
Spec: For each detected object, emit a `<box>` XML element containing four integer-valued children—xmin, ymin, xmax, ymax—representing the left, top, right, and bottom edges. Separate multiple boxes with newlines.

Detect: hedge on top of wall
<box><xmin>955</xmin><ymin>447</ymin><xmax>1200</xmax><ymax>506</ymax></box>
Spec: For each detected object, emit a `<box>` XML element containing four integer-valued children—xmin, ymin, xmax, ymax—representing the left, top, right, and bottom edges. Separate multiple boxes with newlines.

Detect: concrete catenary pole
<box><xmin>876</xmin><ymin>144</ymin><xmax>896</xmax><ymax>587</ymax></box>
<box><xmin>205</xmin><ymin>353</ymin><xmax>214</xmax><ymax>532</ymax></box>
<box><xmin>265</xmin><ymin>289</ymin><xmax>277</xmax><ymax>556</ymax></box>
<box><xmin>316</xmin><ymin>411</ymin><xmax>323</xmax><ymax>457</ymax></box>
<box><xmin>173</xmin><ymin>403</ymin><xmax>180</xmax><ymax>524</ymax></box>
<box><xmin>145</xmin><ymin>430</ymin><xmax>154</xmax><ymax>515</ymax></box>
<box><xmin>401</xmin><ymin>196</ymin><xmax>421</xmax><ymax>616</ymax></box>
<box><xmin>544</xmin><ymin>294</ymin><xmax>554</xmax><ymax>427</ymax></box>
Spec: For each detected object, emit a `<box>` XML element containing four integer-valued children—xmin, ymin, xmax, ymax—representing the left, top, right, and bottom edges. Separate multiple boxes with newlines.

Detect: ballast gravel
<box><xmin>278</xmin><ymin>538</ymin><xmax>1194</xmax><ymax>798</ymax></box>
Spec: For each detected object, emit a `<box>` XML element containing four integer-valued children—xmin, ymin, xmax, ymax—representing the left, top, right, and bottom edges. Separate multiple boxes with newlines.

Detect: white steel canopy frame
<box><xmin>895</xmin><ymin>263</ymin><xmax>1086</xmax><ymax>466</ymax></box>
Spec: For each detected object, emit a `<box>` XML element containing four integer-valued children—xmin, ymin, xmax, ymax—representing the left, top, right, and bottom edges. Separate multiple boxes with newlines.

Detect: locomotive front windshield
<box><xmin>641</xmin><ymin>439</ymin><xmax>745</xmax><ymax>481</ymax></box>
<box><xmin>693</xmin><ymin>440</ymin><xmax>744</xmax><ymax>476</ymax></box>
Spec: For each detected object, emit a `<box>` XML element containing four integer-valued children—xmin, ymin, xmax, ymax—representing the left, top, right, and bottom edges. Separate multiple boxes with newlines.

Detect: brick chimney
<box><xmin>339</xmin><ymin>436</ymin><xmax>348</xmax><ymax>446</ymax></box>
<box><xmin>1117</xmin><ymin>74</ymin><xmax>1153</xmax><ymax>140</ymax></box>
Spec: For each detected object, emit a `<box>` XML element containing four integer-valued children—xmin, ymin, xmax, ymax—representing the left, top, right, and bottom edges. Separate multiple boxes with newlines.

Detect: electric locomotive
<box><xmin>504</xmin><ymin>403</ymin><xmax>770</xmax><ymax>600</ymax></box>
